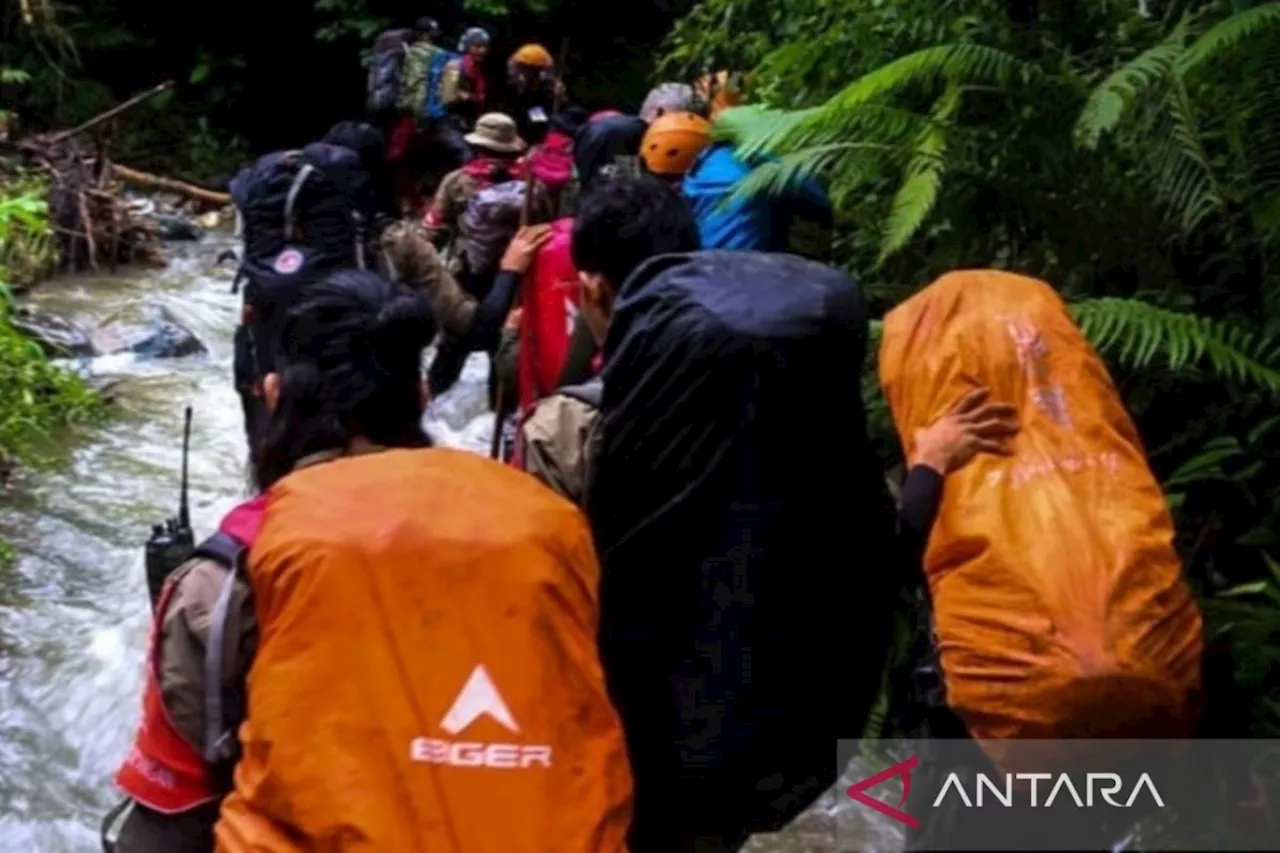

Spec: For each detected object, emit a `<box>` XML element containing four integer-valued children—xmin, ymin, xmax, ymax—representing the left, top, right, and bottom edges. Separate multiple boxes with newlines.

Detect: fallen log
<box><xmin>44</xmin><ymin>81</ymin><xmax>175</xmax><ymax>146</ymax></box>
<box><xmin>110</xmin><ymin>163</ymin><xmax>231</xmax><ymax>207</ymax></box>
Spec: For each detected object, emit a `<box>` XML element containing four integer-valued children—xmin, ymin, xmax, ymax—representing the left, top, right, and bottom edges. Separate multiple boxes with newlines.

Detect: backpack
<box><xmin>229</xmin><ymin>143</ymin><xmax>376</xmax><ymax>381</ymax></box>
<box><xmin>878</xmin><ymin>270</ymin><xmax>1204</xmax><ymax>774</ymax></box>
<box><xmin>365</xmin><ymin>28</ymin><xmax>414</xmax><ymax>117</ymax></box>
<box><xmin>420</xmin><ymin>45</ymin><xmax>462</xmax><ymax>121</ymax></box>
<box><xmin>398</xmin><ymin>42</ymin><xmax>460</xmax><ymax>120</ymax></box>
<box><xmin>457</xmin><ymin>180</ymin><xmax>530</xmax><ymax>276</ymax></box>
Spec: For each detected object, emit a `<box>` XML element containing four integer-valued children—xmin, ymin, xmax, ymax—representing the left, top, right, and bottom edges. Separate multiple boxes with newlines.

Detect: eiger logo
<box><xmin>410</xmin><ymin>664</ymin><xmax>553</xmax><ymax>769</ymax></box>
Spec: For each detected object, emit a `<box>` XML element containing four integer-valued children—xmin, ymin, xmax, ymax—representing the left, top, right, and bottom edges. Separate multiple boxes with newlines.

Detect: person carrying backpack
<box><xmin>443</xmin><ymin>27</ymin><xmax>491</xmax><ymax>127</ymax></box>
<box><xmin>638</xmin><ymin>82</ymin><xmax>703</xmax><ymax>123</ymax></box>
<box><xmin>422</xmin><ymin>112</ymin><xmax>527</xmax><ymax>252</ymax></box>
<box><xmin>505</xmin><ymin>43</ymin><xmax>562</xmax><ymax>145</ymax></box>
<box><xmin>107</xmin><ymin>268</ymin><xmax>633</xmax><ymax>853</ymax></box>
<box><xmin>225</xmin><ymin>143</ymin><xmax>378</xmax><ymax>451</ymax></box>
<box><xmin>638</xmin><ymin>110</ymin><xmax>712</xmax><ymax>186</ymax></box>
<box><xmin>877</xmin><ymin>270</ymin><xmax>1205</xmax><ymax>850</ymax></box>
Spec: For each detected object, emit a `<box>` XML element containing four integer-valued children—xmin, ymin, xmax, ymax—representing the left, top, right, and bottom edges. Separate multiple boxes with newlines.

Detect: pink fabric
<box><xmin>219</xmin><ymin>494</ymin><xmax>267</xmax><ymax>546</ymax></box>
<box><xmin>527</xmin><ymin>132</ymin><xmax>574</xmax><ymax>191</ymax></box>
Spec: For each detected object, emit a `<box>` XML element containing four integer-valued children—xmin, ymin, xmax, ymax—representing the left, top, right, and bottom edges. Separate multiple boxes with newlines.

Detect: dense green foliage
<box><xmin>664</xmin><ymin>0</ymin><xmax>1280</xmax><ymax>734</ymax></box>
<box><xmin>0</xmin><ymin>0</ymin><xmax>683</xmax><ymax>178</ymax></box>
<box><xmin>0</xmin><ymin>179</ymin><xmax>103</xmax><ymax>475</ymax></box>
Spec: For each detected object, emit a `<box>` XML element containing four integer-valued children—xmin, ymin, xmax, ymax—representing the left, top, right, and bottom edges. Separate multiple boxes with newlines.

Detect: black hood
<box><xmin>573</xmin><ymin>113</ymin><xmax>647</xmax><ymax>191</ymax></box>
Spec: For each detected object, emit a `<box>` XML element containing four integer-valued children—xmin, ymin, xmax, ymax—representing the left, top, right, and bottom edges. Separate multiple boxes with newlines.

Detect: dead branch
<box><xmin>111</xmin><ymin>163</ymin><xmax>231</xmax><ymax>207</ymax></box>
<box><xmin>44</xmin><ymin>81</ymin><xmax>174</xmax><ymax>145</ymax></box>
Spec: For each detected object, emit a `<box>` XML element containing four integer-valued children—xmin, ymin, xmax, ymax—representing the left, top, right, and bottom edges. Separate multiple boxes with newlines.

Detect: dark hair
<box><xmin>414</xmin><ymin>16</ymin><xmax>440</xmax><ymax>38</ymax></box>
<box><xmin>322</xmin><ymin>121</ymin><xmax>386</xmax><ymax>173</ymax></box>
<box><xmin>254</xmin><ymin>269</ymin><xmax>436</xmax><ymax>489</ymax></box>
<box><xmin>571</xmin><ymin>175</ymin><xmax>700</xmax><ymax>288</ymax></box>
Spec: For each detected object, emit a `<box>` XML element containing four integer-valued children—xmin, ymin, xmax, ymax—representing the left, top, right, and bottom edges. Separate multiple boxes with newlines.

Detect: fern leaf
<box><xmin>1076</xmin><ymin>17</ymin><xmax>1191</xmax><ymax>149</ymax></box>
<box><xmin>877</xmin><ymin>84</ymin><xmax>960</xmax><ymax>264</ymax></box>
<box><xmin>1150</xmin><ymin>79</ymin><xmax>1224</xmax><ymax>230</ymax></box>
<box><xmin>1072</xmin><ymin>298</ymin><xmax>1280</xmax><ymax>392</ymax></box>
<box><xmin>1177</xmin><ymin>1</ymin><xmax>1280</xmax><ymax>75</ymax></box>
<box><xmin>728</xmin><ymin>142</ymin><xmax>891</xmax><ymax>205</ymax></box>
<box><xmin>825</xmin><ymin>44</ymin><xmax>1023</xmax><ymax>114</ymax></box>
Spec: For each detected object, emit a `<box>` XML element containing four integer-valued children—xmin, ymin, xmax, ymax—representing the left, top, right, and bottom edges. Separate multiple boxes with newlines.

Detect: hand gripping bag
<box><xmin>878</xmin><ymin>270</ymin><xmax>1203</xmax><ymax>771</ymax></box>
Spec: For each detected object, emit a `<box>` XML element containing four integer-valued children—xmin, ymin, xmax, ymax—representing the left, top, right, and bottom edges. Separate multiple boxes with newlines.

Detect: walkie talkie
<box><xmin>144</xmin><ymin>406</ymin><xmax>196</xmax><ymax>609</ymax></box>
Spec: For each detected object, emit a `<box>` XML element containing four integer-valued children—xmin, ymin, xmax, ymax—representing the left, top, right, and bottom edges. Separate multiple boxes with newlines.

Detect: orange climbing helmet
<box><xmin>510</xmin><ymin>43</ymin><xmax>554</xmax><ymax>68</ymax></box>
<box><xmin>640</xmin><ymin>111</ymin><xmax>713</xmax><ymax>177</ymax></box>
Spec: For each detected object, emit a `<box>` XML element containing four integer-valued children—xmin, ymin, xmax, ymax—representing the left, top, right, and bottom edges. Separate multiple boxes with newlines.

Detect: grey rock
<box><xmin>10</xmin><ymin>308</ymin><xmax>95</xmax><ymax>357</ymax></box>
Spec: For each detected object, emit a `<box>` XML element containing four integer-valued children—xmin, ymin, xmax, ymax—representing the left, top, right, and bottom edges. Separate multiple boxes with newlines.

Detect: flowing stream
<box><xmin>0</xmin><ymin>233</ymin><xmax>898</xmax><ymax>851</ymax></box>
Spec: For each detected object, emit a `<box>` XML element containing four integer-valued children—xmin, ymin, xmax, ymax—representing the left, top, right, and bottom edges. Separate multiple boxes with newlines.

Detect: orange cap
<box><xmin>640</xmin><ymin>111</ymin><xmax>713</xmax><ymax>177</ymax></box>
<box><xmin>510</xmin><ymin>43</ymin><xmax>554</xmax><ymax>68</ymax></box>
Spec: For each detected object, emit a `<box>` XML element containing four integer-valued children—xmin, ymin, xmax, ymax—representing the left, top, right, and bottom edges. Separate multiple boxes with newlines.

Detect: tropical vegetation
<box><xmin>662</xmin><ymin>0</ymin><xmax>1280</xmax><ymax>736</ymax></box>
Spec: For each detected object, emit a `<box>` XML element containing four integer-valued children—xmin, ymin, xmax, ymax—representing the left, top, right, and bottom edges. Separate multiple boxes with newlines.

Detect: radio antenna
<box><xmin>178</xmin><ymin>406</ymin><xmax>192</xmax><ymax>529</ymax></box>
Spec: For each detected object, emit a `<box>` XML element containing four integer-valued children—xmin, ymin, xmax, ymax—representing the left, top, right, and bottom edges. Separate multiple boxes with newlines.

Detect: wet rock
<box><xmin>90</xmin><ymin>316</ymin><xmax>207</xmax><ymax>359</ymax></box>
<box><xmin>152</xmin><ymin>213</ymin><xmax>205</xmax><ymax>242</ymax></box>
<box><xmin>10</xmin><ymin>308</ymin><xmax>95</xmax><ymax>358</ymax></box>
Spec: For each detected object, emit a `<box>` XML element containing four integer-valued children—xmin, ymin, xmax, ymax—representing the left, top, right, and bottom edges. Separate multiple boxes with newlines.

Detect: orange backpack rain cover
<box><xmin>215</xmin><ymin>448</ymin><xmax>632</xmax><ymax>852</ymax></box>
<box><xmin>878</xmin><ymin>271</ymin><xmax>1203</xmax><ymax>763</ymax></box>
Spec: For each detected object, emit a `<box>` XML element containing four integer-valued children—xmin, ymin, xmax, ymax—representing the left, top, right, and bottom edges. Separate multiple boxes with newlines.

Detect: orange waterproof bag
<box><xmin>215</xmin><ymin>448</ymin><xmax>632</xmax><ymax>852</ymax></box>
<box><xmin>878</xmin><ymin>271</ymin><xmax>1203</xmax><ymax>765</ymax></box>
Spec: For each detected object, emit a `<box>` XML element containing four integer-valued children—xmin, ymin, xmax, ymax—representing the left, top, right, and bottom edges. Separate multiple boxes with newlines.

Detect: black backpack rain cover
<box><xmin>588</xmin><ymin>250</ymin><xmax>899</xmax><ymax>841</ymax></box>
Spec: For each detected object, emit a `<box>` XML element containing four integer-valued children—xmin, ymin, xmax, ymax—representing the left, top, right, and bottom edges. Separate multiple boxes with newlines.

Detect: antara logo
<box><xmin>934</xmin><ymin>772</ymin><xmax>1165</xmax><ymax>809</ymax></box>
<box><xmin>409</xmin><ymin>664</ymin><xmax>553</xmax><ymax>770</ymax></box>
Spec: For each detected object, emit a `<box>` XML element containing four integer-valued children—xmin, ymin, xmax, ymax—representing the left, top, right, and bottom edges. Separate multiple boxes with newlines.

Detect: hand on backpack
<box><xmin>500</xmin><ymin>224</ymin><xmax>554</xmax><ymax>274</ymax></box>
<box><xmin>504</xmin><ymin>307</ymin><xmax>523</xmax><ymax>332</ymax></box>
<box><xmin>911</xmin><ymin>388</ymin><xmax>1018</xmax><ymax>476</ymax></box>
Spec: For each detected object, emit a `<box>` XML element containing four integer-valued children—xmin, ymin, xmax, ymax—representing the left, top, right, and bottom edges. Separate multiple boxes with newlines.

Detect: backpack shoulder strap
<box><xmin>190</xmin><ymin>531</ymin><xmax>248</xmax><ymax>768</ymax></box>
<box><xmin>558</xmin><ymin>377</ymin><xmax>604</xmax><ymax>409</ymax></box>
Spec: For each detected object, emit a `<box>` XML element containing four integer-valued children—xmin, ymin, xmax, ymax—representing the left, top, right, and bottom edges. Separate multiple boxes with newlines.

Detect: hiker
<box><xmin>693</xmin><ymin>71</ymin><xmax>746</xmax><ymax>119</ymax></box>
<box><xmin>519</xmin><ymin>174</ymin><xmax>699</xmax><ymax>503</ymax></box>
<box><xmin>639</xmin><ymin>111</ymin><xmax>712</xmax><ymax>185</ymax></box>
<box><xmin>385</xmin><ymin>16</ymin><xmax>446</xmax><ymax>214</ymax></box>
<box><xmin>574</xmin><ymin>111</ymin><xmax>648</xmax><ymax>192</ymax></box>
<box><xmin>506</xmin><ymin>43</ymin><xmax>562</xmax><ymax>144</ymax></box>
<box><xmin>321</xmin><ymin>120</ymin><xmax>394</xmax><ymax>221</ymax></box>
<box><xmin>446</xmin><ymin>26</ymin><xmax>491</xmax><ymax>126</ymax></box>
<box><xmin>227</xmin><ymin>143</ymin><xmax>378</xmax><ymax>452</ymax></box>
<box><xmin>878</xmin><ymin>270</ymin><xmax>1204</xmax><ymax>850</ymax></box>
<box><xmin>576</xmin><ymin>220</ymin><xmax>899</xmax><ymax>848</ymax></box>
<box><xmin>422</xmin><ymin>112</ymin><xmax>526</xmax><ymax>252</ymax></box>
<box><xmin>108</xmin><ymin>267</ymin><xmax>633</xmax><ymax>853</ymax></box>
<box><xmin>683</xmin><ymin>139</ymin><xmax>834</xmax><ymax>259</ymax></box>
<box><xmin>638</xmin><ymin>82</ymin><xmax>703</xmax><ymax>123</ymax></box>
<box><xmin>427</xmin><ymin>221</ymin><xmax>554</xmax><ymax>400</ymax></box>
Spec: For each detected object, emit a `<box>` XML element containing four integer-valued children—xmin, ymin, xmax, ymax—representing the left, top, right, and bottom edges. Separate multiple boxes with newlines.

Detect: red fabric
<box><xmin>114</xmin><ymin>498</ymin><xmax>267</xmax><ymax>813</ymax></box>
<box><xmin>386</xmin><ymin>117</ymin><xmax>418</xmax><ymax>163</ymax></box>
<box><xmin>528</xmin><ymin>132</ymin><xmax>575</xmax><ymax>191</ymax></box>
<box><xmin>462</xmin><ymin>54</ymin><xmax>487</xmax><ymax>112</ymax></box>
<box><xmin>517</xmin><ymin>218</ymin><xmax>579</xmax><ymax>415</ymax></box>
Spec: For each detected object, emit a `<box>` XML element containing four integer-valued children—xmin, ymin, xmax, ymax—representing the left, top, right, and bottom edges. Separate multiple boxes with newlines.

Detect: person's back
<box><xmin>683</xmin><ymin>142</ymin><xmax>833</xmax><ymax>259</ymax></box>
<box><xmin>589</xmin><ymin>250</ymin><xmax>897</xmax><ymax>849</ymax></box>
<box><xmin>215</xmin><ymin>448</ymin><xmax>631</xmax><ymax>852</ymax></box>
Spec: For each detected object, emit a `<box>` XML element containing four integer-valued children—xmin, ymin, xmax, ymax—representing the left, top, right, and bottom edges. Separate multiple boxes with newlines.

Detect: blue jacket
<box><xmin>682</xmin><ymin>143</ymin><xmax>832</xmax><ymax>257</ymax></box>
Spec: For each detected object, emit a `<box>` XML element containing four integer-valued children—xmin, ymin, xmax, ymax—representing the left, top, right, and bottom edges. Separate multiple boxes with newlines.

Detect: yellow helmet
<box><xmin>641</xmin><ymin>111</ymin><xmax>713</xmax><ymax>177</ymax></box>
<box><xmin>510</xmin><ymin>43</ymin><xmax>554</xmax><ymax>68</ymax></box>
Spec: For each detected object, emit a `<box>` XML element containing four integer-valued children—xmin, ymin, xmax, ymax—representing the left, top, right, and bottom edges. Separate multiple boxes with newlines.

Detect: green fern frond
<box><xmin>825</xmin><ymin>43</ymin><xmax>1024</xmax><ymax>114</ymax></box>
<box><xmin>1075</xmin><ymin>16</ymin><xmax>1192</xmax><ymax>149</ymax></box>
<box><xmin>728</xmin><ymin>142</ymin><xmax>892</xmax><ymax>205</ymax></box>
<box><xmin>877</xmin><ymin>84</ymin><xmax>959</xmax><ymax>264</ymax></box>
<box><xmin>714</xmin><ymin>105</ymin><xmax>820</xmax><ymax>156</ymax></box>
<box><xmin>1151</xmin><ymin>80</ymin><xmax>1223</xmax><ymax>230</ymax></box>
<box><xmin>1072</xmin><ymin>298</ymin><xmax>1280</xmax><ymax>392</ymax></box>
<box><xmin>1178</xmin><ymin>1</ymin><xmax>1280</xmax><ymax>74</ymax></box>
